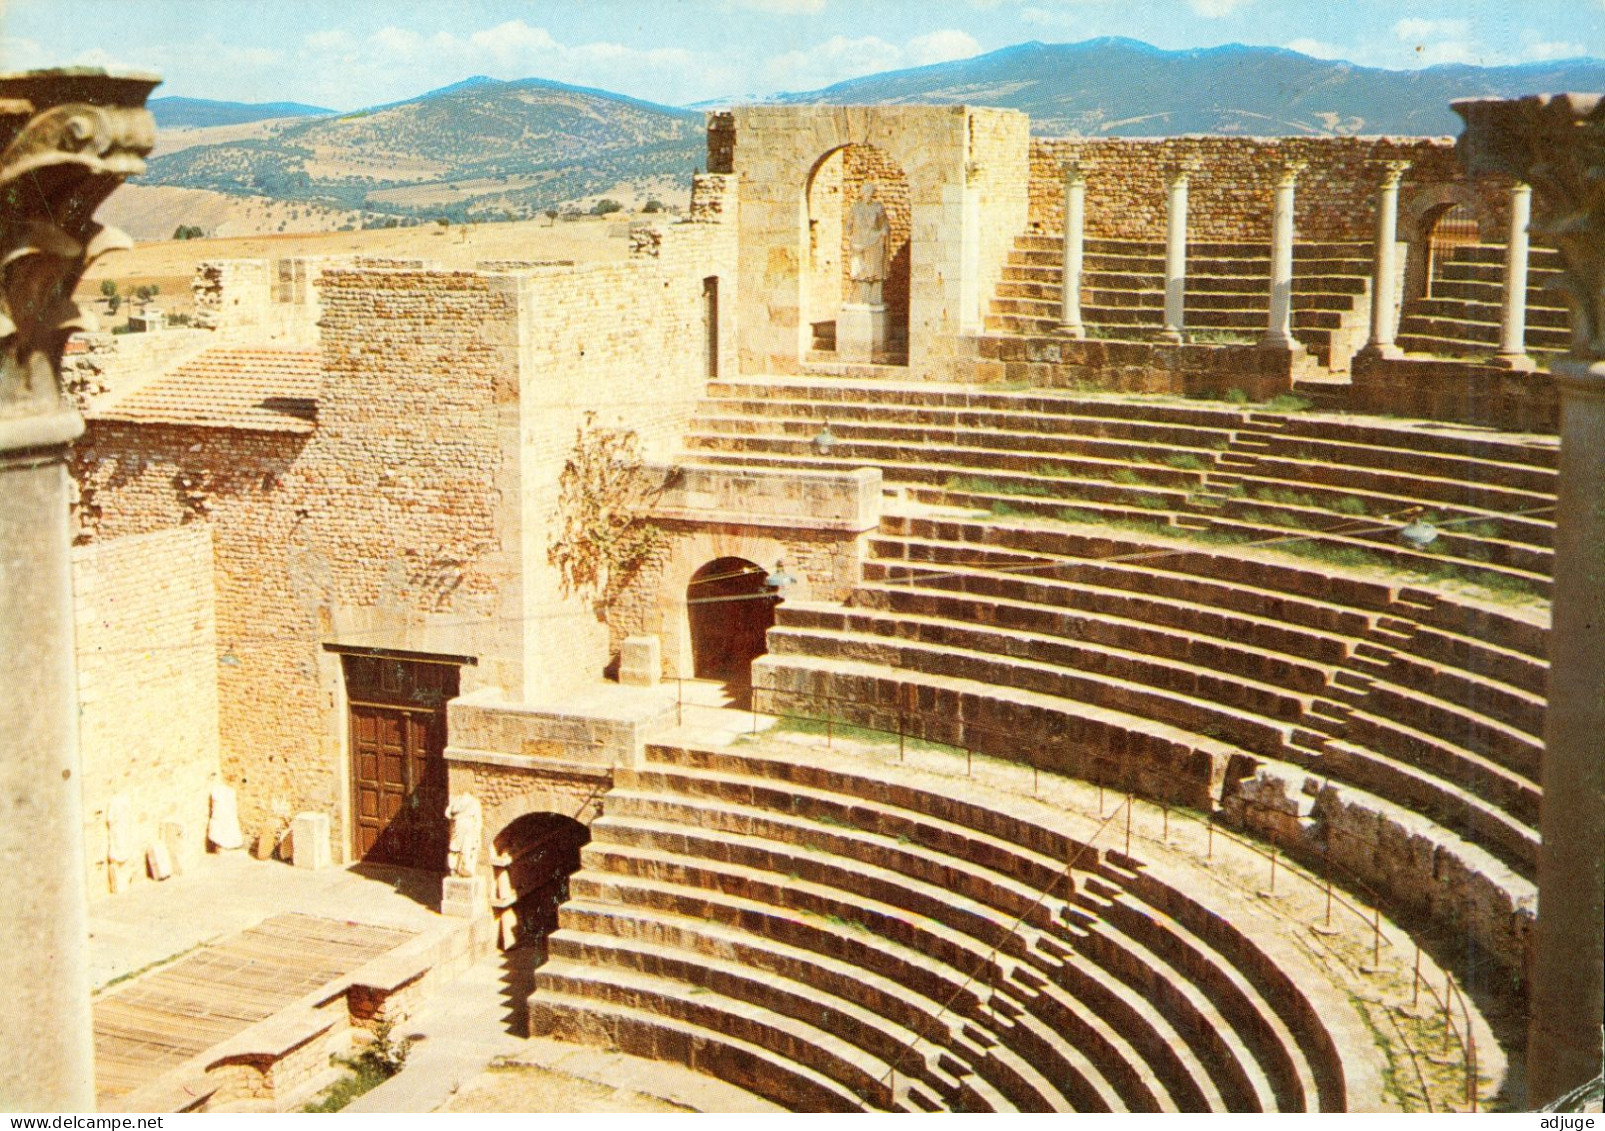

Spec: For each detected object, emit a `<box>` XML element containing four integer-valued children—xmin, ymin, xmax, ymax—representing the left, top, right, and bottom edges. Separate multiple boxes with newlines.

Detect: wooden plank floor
<box><xmin>94</xmin><ymin>912</ymin><xmax>416</xmax><ymax>1104</ymax></box>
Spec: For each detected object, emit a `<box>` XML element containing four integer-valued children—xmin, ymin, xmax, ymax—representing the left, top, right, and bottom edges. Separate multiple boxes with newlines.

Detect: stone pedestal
<box><xmin>441</xmin><ymin>874</ymin><xmax>489</xmax><ymax>918</ymax></box>
<box><xmin>1454</xmin><ymin>91</ymin><xmax>1605</xmax><ymax>1107</ymax></box>
<box><xmin>1527</xmin><ymin>356</ymin><xmax>1605</xmax><ymax>1102</ymax></box>
<box><xmin>837</xmin><ymin>303</ymin><xmax>887</xmax><ymax>363</ymax></box>
<box><xmin>290</xmin><ymin>812</ymin><xmax>332</xmax><ymax>870</ymax></box>
<box><xmin>618</xmin><ymin>634</ymin><xmax>661</xmax><ymax>688</ymax></box>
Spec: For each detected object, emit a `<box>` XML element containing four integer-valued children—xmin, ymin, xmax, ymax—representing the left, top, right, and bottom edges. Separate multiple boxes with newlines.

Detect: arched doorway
<box><xmin>804</xmin><ymin>143</ymin><xmax>911</xmax><ymax>364</ymax></box>
<box><xmin>687</xmin><ymin>556</ymin><xmax>777</xmax><ymax>693</ymax></box>
<box><xmin>1425</xmin><ymin>201</ymin><xmax>1480</xmax><ymax>296</ymax></box>
<box><xmin>491</xmin><ymin>812</ymin><xmax>590</xmax><ymax>955</ymax></box>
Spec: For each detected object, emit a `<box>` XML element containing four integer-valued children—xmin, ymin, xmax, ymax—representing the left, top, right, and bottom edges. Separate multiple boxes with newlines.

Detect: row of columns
<box><xmin>1058</xmin><ymin>159</ymin><xmax>1309</xmax><ymax>350</ymax></box>
<box><xmin>1058</xmin><ymin>159</ymin><xmax>1537</xmax><ymax>365</ymax></box>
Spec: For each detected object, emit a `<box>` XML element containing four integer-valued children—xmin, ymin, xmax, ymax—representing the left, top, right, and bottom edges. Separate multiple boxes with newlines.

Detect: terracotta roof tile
<box><xmin>94</xmin><ymin>348</ymin><xmax>320</xmax><ymax>433</ymax></box>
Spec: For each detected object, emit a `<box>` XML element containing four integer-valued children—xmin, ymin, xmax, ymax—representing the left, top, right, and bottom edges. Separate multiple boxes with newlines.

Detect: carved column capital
<box><xmin>0</xmin><ymin>68</ymin><xmax>157</xmax><ymax>443</ymax></box>
<box><xmin>1378</xmin><ymin>159</ymin><xmax>1412</xmax><ymax>188</ymax></box>
<box><xmin>1454</xmin><ymin>93</ymin><xmax>1605</xmax><ymax>359</ymax></box>
<box><xmin>1275</xmin><ymin>160</ymin><xmax>1308</xmax><ymax>188</ymax></box>
<box><xmin>1060</xmin><ymin>160</ymin><xmax>1085</xmax><ymax>187</ymax></box>
<box><xmin>1165</xmin><ymin>160</ymin><xmax>1200</xmax><ymax>189</ymax></box>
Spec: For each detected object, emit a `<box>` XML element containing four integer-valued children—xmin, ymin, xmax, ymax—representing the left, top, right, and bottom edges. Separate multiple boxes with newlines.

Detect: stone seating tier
<box><xmin>526</xmin><ymin>746</ymin><xmax>1359</xmax><ymax>1110</ymax></box>
<box><xmin>856</xmin><ymin>517</ymin><xmax>1542</xmax><ymax>869</ymax></box>
<box><xmin>989</xmin><ymin>236</ymin><xmax>1373</xmax><ymax>367</ymax></box>
<box><xmin>1396</xmin><ymin>243</ymin><xmax>1570</xmax><ymax>358</ymax></box>
<box><xmin>684</xmin><ymin>379</ymin><xmax>1558</xmax><ymax>588</ymax></box>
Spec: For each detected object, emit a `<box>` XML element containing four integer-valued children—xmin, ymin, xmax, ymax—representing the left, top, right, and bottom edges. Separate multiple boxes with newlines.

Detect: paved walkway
<box><xmin>89</xmin><ymin>852</ymin><xmax>442</xmax><ymax>992</ymax></box>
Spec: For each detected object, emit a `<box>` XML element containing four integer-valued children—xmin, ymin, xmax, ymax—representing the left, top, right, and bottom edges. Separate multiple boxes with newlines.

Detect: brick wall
<box><xmin>1028</xmin><ymin>136</ymin><xmax>1505</xmax><ymax>245</ymax></box>
<box><xmin>72</xmin><ymin>525</ymin><xmax>220</xmax><ymax>898</ymax></box>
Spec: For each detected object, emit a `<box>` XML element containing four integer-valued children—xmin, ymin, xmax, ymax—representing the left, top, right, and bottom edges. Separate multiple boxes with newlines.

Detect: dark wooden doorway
<box><xmin>342</xmin><ymin>653</ymin><xmax>461</xmax><ymax>868</ymax></box>
<box><xmin>687</xmin><ymin>556</ymin><xmax>776</xmax><ymax>684</ymax></box>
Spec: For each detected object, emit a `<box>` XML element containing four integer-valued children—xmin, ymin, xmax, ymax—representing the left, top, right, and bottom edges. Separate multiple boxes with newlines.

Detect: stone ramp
<box><xmin>94</xmin><ymin>912</ymin><xmax>416</xmax><ymax>1108</ymax></box>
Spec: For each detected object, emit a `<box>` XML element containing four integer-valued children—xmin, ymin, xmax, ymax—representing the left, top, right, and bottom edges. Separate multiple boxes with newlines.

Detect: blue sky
<box><xmin>4</xmin><ymin>0</ymin><xmax>1602</xmax><ymax>111</ymax></box>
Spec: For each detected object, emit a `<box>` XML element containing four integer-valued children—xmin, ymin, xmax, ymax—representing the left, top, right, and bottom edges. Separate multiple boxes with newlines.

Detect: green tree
<box><xmin>642</xmin><ymin>199</ymin><xmax>664</xmax><ymax>214</ymax></box>
<box><xmin>591</xmin><ymin>198</ymin><xmax>622</xmax><ymax>216</ymax></box>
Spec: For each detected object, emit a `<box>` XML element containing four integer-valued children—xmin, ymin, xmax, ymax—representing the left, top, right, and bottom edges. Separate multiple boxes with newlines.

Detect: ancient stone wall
<box><xmin>1028</xmin><ymin>136</ymin><xmax>1508</xmax><ymax>245</ymax></box>
<box><xmin>73</xmin><ymin>421</ymin><xmax>319</xmax><ymax>844</ymax></box>
<box><xmin>513</xmin><ymin>203</ymin><xmax>739</xmax><ymax>698</ymax></box>
<box><xmin>730</xmin><ymin>105</ymin><xmax>1028</xmax><ymax>377</ymax></box>
<box><xmin>72</xmin><ymin>525</ymin><xmax>220</xmax><ymax>899</ymax></box>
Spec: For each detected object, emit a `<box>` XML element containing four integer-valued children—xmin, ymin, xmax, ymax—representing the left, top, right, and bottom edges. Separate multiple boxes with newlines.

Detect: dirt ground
<box><xmin>77</xmin><ymin>214</ymin><xmax>630</xmax><ymax>325</ymax></box>
<box><xmin>440</xmin><ymin>1063</ymin><xmax>692</xmax><ymax>1114</ymax></box>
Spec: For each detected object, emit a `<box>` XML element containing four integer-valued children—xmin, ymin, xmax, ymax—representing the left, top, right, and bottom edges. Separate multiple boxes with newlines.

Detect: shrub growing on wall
<box><xmin>548</xmin><ymin>413</ymin><xmax>667</xmax><ymax>610</ymax></box>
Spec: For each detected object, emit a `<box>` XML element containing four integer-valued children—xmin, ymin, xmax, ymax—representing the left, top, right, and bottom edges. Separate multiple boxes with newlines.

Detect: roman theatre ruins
<box><xmin>4</xmin><ymin>72</ymin><xmax>1602</xmax><ymax>1112</ymax></box>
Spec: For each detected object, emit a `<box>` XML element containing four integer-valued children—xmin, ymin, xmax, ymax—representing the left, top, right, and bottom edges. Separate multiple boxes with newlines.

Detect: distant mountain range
<box><xmin>136</xmin><ymin>39</ymin><xmax>1605</xmax><ymax>226</ymax></box>
<box><xmin>773</xmin><ymin>39</ymin><xmax>1605</xmax><ymax>137</ymax></box>
<box><xmin>150</xmin><ymin>97</ymin><xmax>335</xmax><ymax>129</ymax></box>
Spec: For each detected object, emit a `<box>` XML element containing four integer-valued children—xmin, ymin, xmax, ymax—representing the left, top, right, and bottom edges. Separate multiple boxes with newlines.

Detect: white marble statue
<box><xmin>106</xmin><ymin>794</ymin><xmax>134</xmax><ymax>892</ymax></box>
<box><xmin>207</xmin><ymin>781</ymin><xmax>244</xmax><ymax>851</ymax></box>
<box><xmin>446</xmin><ymin>793</ymin><xmax>483</xmax><ymax>878</ymax></box>
<box><xmin>848</xmin><ymin>181</ymin><xmax>890</xmax><ymax>306</ymax></box>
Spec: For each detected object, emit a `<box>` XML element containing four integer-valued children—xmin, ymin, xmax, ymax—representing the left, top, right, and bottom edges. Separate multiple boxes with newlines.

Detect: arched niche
<box><xmin>804</xmin><ymin>143</ymin><xmax>912</xmax><ymax>364</ymax></box>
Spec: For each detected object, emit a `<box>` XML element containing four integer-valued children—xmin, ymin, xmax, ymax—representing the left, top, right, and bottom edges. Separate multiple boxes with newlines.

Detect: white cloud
<box><xmin>726</xmin><ymin>0</ymin><xmax>827</xmax><ymax>11</ymax></box>
<box><xmin>1519</xmin><ymin>30</ymin><xmax>1586</xmax><ymax>61</ymax></box>
<box><xmin>1187</xmin><ymin>0</ymin><xmax>1252</xmax><ymax>17</ymax></box>
<box><xmin>0</xmin><ymin>36</ymin><xmax>48</xmax><ymax>71</ymax></box>
<box><xmin>764</xmin><ymin>34</ymin><xmax>903</xmax><ymax>91</ymax></box>
<box><xmin>905</xmin><ymin>30</ymin><xmax>982</xmax><ymax>67</ymax></box>
<box><xmin>1393</xmin><ymin>17</ymin><xmax>1470</xmax><ymax>42</ymax></box>
<box><xmin>283</xmin><ymin>18</ymin><xmax>741</xmax><ymax>108</ymax></box>
<box><xmin>1021</xmin><ymin>7</ymin><xmax>1076</xmax><ymax>29</ymax></box>
<box><xmin>1284</xmin><ymin>37</ymin><xmax>1344</xmax><ymax>60</ymax></box>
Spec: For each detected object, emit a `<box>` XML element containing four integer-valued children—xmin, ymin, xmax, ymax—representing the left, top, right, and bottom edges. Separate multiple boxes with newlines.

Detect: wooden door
<box><xmin>344</xmin><ymin>654</ymin><xmax>457</xmax><ymax>868</ymax></box>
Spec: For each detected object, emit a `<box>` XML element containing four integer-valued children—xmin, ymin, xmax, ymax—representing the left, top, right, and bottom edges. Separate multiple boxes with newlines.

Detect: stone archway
<box><xmin>490</xmin><ymin>811</ymin><xmax>590</xmax><ymax>954</ymax></box>
<box><xmin>804</xmin><ymin>143</ymin><xmax>912</xmax><ymax>363</ymax></box>
<box><xmin>687</xmin><ymin>556</ymin><xmax>777</xmax><ymax>696</ymax></box>
<box><xmin>1400</xmin><ymin>182</ymin><xmax>1495</xmax><ymax>302</ymax></box>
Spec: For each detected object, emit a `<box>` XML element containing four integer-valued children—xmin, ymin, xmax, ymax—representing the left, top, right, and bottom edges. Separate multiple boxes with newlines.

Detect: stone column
<box><xmin>1496</xmin><ymin>181</ymin><xmax>1534</xmax><ymax>369</ymax></box>
<box><xmin>1160</xmin><ymin>166</ymin><xmax>1191</xmax><ymax>343</ymax></box>
<box><xmin>1362</xmin><ymin>160</ymin><xmax>1411</xmax><ymax>359</ymax></box>
<box><xmin>1057</xmin><ymin>162</ymin><xmax>1085</xmax><ymax>337</ymax></box>
<box><xmin>1260</xmin><ymin>161</ymin><xmax>1306</xmax><ymax>350</ymax></box>
<box><xmin>1456</xmin><ymin>92</ymin><xmax>1605</xmax><ymax>1108</ymax></box>
<box><xmin>0</xmin><ymin>68</ymin><xmax>157</xmax><ymax>1110</ymax></box>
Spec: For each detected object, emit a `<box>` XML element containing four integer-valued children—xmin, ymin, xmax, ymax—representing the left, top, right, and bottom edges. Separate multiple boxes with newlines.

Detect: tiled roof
<box><xmin>94</xmin><ymin>348</ymin><xmax>320</xmax><ymax>433</ymax></box>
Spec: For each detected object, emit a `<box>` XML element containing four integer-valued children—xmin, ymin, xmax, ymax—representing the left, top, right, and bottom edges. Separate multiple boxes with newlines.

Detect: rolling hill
<box><xmin>141</xmin><ymin>76</ymin><xmax>703</xmax><ymax>224</ymax></box>
<box><xmin>150</xmin><ymin>97</ymin><xmax>335</xmax><ymax>129</ymax></box>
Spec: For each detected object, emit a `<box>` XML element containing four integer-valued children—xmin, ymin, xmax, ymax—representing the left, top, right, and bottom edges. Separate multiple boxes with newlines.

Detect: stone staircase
<box><xmin>1397</xmin><ymin>243</ymin><xmax>1570</xmax><ymax>359</ymax></box>
<box><xmin>671</xmin><ymin>376</ymin><xmax>1548</xmax><ymax>977</ymax></box>
<box><xmin>682</xmin><ymin>377</ymin><xmax>1558</xmax><ymax>594</ymax></box>
<box><xmin>527</xmin><ymin>745</ymin><xmax>1360</xmax><ymax>1111</ymax></box>
<box><xmin>986</xmin><ymin>236</ymin><xmax>1373</xmax><ymax>370</ymax></box>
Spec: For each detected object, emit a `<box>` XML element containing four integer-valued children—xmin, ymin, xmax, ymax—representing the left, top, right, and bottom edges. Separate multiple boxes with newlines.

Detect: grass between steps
<box><xmin>959</xmin><ymin>501</ymin><xmax>1545</xmax><ymax>604</ymax></box>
